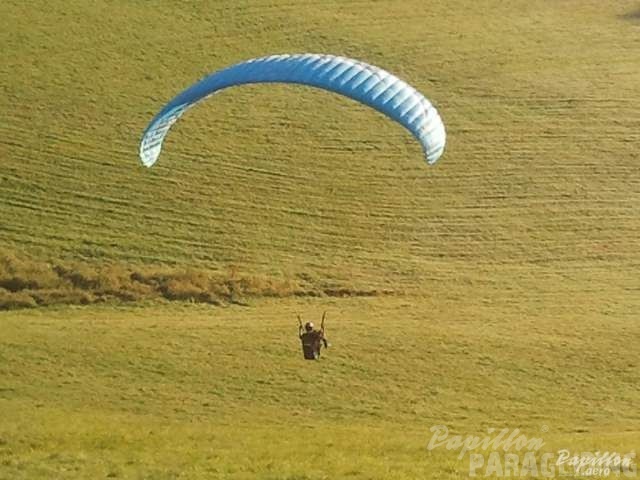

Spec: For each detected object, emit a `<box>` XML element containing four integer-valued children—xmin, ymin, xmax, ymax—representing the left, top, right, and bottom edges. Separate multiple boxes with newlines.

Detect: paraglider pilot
<box><xmin>298</xmin><ymin>312</ymin><xmax>329</xmax><ymax>360</ymax></box>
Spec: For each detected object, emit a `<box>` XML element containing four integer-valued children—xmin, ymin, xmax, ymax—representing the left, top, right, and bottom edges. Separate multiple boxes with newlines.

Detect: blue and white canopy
<box><xmin>140</xmin><ymin>54</ymin><xmax>446</xmax><ymax>167</ymax></box>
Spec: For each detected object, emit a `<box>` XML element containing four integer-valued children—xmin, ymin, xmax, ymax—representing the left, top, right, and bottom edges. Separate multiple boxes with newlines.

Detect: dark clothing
<box><xmin>299</xmin><ymin>330</ymin><xmax>328</xmax><ymax>360</ymax></box>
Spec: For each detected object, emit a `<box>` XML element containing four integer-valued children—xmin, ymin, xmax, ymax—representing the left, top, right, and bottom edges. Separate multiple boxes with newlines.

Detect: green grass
<box><xmin>1</xmin><ymin>299</ymin><xmax>639</xmax><ymax>479</ymax></box>
<box><xmin>1</xmin><ymin>0</ymin><xmax>639</xmax><ymax>477</ymax></box>
<box><xmin>1</xmin><ymin>0</ymin><xmax>638</xmax><ymax>288</ymax></box>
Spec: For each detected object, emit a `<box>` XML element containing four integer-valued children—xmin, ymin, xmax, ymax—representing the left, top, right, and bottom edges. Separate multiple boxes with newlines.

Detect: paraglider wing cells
<box><xmin>139</xmin><ymin>54</ymin><xmax>446</xmax><ymax>167</ymax></box>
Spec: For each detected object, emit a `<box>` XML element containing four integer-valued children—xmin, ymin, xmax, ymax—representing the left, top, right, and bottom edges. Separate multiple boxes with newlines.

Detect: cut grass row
<box><xmin>0</xmin><ymin>250</ymin><xmax>394</xmax><ymax>310</ymax></box>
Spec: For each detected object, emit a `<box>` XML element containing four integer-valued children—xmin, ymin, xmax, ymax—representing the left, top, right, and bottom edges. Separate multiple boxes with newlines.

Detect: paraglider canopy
<box><xmin>139</xmin><ymin>54</ymin><xmax>446</xmax><ymax>167</ymax></box>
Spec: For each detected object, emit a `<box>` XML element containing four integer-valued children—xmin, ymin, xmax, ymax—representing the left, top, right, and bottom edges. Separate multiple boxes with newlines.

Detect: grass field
<box><xmin>1</xmin><ymin>0</ymin><xmax>639</xmax><ymax>478</ymax></box>
<box><xmin>2</xmin><ymin>299</ymin><xmax>639</xmax><ymax>479</ymax></box>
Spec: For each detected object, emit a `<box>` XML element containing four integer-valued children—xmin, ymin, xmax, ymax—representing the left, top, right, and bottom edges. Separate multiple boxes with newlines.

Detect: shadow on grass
<box><xmin>620</xmin><ymin>6</ymin><xmax>640</xmax><ymax>21</ymax></box>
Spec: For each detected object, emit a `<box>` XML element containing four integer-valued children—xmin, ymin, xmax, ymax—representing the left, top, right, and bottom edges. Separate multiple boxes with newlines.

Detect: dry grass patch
<box><xmin>0</xmin><ymin>250</ymin><xmax>385</xmax><ymax>310</ymax></box>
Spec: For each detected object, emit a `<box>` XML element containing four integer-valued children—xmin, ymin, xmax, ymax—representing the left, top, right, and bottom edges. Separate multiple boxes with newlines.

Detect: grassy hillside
<box><xmin>1</xmin><ymin>0</ymin><xmax>639</xmax><ymax>478</ymax></box>
<box><xmin>1</xmin><ymin>299</ymin><xmax>639</xmax><ymax>479</ymax></box>
<box><xmin>1</xmin><ymin>0</ymin><xmax>638</xmax><ymax>298</ymax></box>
